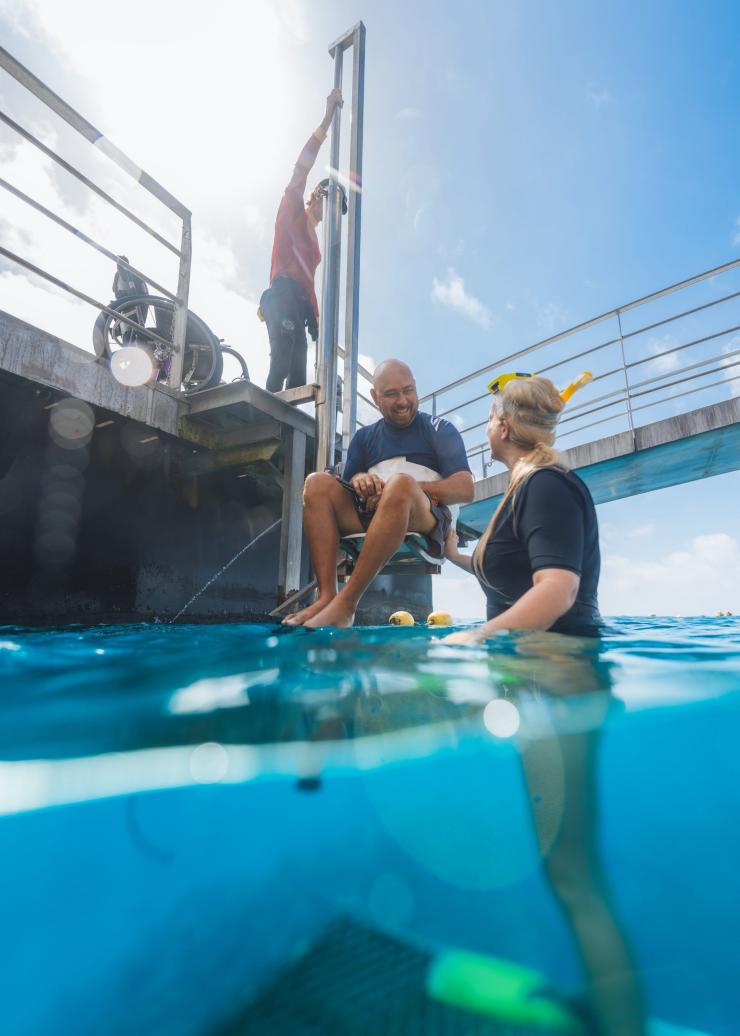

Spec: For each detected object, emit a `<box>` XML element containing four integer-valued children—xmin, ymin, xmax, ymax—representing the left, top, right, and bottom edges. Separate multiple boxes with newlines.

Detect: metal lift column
<box><xmin>315</xmin><ymin>22</ymin><xmax>366</xmax><ymax>473</ymax></box>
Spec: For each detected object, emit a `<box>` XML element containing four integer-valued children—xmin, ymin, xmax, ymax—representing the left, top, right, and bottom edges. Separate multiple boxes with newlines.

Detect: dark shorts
<box><xmin>338</xmin><ymin>478</ymin><xmax>453</xmax><ymax>560</ymax></box>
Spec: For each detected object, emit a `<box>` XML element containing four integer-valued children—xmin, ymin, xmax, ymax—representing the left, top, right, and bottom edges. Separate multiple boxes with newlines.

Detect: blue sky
<box><xmin>0</xmin><ymin>0</ymin><xmax>738</xmax><ymax>615</ymax></box>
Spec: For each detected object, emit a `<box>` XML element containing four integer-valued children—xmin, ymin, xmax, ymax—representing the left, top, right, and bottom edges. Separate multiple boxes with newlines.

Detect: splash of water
<box><xmin>169</xmin><ymin>519</ymin><xmax>281</xmax><ymax>624</ymax></box>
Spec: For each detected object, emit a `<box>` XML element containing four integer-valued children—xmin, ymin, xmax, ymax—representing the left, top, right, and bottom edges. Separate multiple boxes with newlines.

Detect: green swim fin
<box><xmin>427</xmin><ymin>948</ymin><xmax>583</xmax><ymax>1032</ymax></box>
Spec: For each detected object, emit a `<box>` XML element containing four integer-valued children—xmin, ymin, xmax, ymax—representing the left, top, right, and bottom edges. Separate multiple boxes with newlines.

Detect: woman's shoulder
<box><xmin>521</xmin><ymin>467</ymin><xmax>594</xmax><ymax>509</ymax></box>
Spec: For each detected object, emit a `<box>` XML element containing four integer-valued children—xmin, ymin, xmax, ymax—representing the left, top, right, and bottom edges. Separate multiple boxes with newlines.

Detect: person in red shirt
<box><xmin>260</xmin><ymin>88</ymin><xmax>343</xmax><ymax>392</ymax></box>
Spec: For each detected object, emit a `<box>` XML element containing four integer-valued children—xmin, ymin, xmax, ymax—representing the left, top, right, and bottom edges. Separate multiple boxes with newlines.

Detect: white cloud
<box><xmin>431</xmin><ymin>267</ymin><xmax>491</xmax><ymax>329</ymax></box>
<box><xmin>536</xmin><ymin>302</ymin><xmax>567</xmax><ymax>335</ymax></box>
<box><xmin>627</xmin><ymin>523</ymin><xmax>655</xmax><ymax>539</ymax></box>
<box><xmin>646</xmin><ymin>333</ymin><xmax>680</xmax><ymax>373</ymax></box>
<box><xmin>600</xmin><ymin>532</ymin><xmax>740</xmax><ymax>616</ymax></box>
<box><xmin>586</xmin><ymin>84</ymin><xmax>613</xmax><ymax>109</ymax></box>
<box><xmin>396</xmin><ymin>107</ymin><xmax>422</xmax><ymax>121</ymax></box>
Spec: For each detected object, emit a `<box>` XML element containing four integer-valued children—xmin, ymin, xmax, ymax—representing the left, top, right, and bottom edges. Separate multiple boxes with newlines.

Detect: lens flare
<box><xmin>189</xmin><ymin>741</ymin><xmax>229</xmax><ymax>783</ymax></box>
<box><xmin>483</xmin><ymin>698</ymin><xmax>520</xmax><ymax>738</ymax></box>
<box><xmin>49</xmin><ymin>399</ymin><xmax>95</xmax><ymax>449</ymax></box>
<box><xmin>111</xmin><ymin>346</ymin><xmax>155</xmax><ymax>387</ymax></box>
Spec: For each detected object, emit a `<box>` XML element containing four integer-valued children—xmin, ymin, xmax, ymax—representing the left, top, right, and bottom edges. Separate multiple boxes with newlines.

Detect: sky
<box><xmin>0</xmin><ymin>0</ymin><xmax>739</xmax><ymax>617</ymax></box>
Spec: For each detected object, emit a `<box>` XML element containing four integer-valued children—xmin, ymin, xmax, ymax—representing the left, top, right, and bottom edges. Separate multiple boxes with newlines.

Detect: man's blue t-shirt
<box><xmin>343</xmin><ymin>412</ymin><xmax>471</xmax><ymax>481</ymax></box>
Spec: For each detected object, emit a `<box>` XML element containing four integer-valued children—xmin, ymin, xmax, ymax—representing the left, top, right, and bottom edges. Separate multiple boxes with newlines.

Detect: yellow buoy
<box><xmin>427</xmin><ymin>610</ymin><xmax>453</xmax><ymax>626</ymax></box>
<box><xmin>389</xmin><ymin>611</ymin><xmax>415</xmax><ymax>626</ymax></box>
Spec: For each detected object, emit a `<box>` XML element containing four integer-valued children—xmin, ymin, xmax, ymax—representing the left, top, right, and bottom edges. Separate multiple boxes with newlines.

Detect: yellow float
<box><xmin>427</xmin><ymin>611</ymin><xmax>453</xmax><ymax>626</ymax></box>
<box><xmin>388</xmin><ymin>611</ymin><xmax>415</xmax><ymax>626</ymax></box>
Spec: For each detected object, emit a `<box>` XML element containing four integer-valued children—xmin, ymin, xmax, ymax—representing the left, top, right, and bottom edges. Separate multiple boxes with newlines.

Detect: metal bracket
<box><xmin>275</xmin><ymin>383</ymin><xmax>319</xmax><ymax>406</ymax></box>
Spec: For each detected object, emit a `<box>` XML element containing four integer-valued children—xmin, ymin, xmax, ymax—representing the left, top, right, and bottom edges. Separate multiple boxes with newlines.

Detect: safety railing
<box><xmin>422</xmin><ymin>258</ymin><xmax>740</xmax><ymax>478</ymax></box>
<box><xmin>0</xmin><ymin>45</ymin><xmax>192</xmax><ymax>391</ymax></box>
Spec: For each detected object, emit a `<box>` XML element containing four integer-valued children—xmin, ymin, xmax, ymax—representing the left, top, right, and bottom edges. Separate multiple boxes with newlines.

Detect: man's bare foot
<box><xmin>303</xmin><ymin>596</ymin><xmax>356</xmax><ymax>629</ymax></box>
<box><xmin>283</xmin><ymin>594</ymin><xmax>336</xmax><ymax>626</ymax></box>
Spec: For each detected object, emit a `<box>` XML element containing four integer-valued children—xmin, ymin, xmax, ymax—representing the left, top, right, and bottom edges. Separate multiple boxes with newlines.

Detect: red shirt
<box><xmin>269</xmin><ymin>133</ymin><xmax>322</xmax><ymax>320</ymax></box>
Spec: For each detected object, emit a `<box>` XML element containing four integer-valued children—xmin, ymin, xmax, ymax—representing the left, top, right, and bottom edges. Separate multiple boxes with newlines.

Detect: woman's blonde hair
<box><xmin>472</xmin><ymin>376</ymin><xmax>567</xmax><ymax>588</ymax></box>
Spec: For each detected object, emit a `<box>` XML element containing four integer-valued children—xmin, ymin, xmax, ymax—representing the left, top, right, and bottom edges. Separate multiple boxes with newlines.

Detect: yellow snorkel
<box><xmin>559</xmin><ymin>371</ymin><xmax>592</xmax><ymax>403</ymax></box>
<box><xmin>487</xmin><ymin>371</ymin><xmax>592</xmax><ymax>405</ymax></box>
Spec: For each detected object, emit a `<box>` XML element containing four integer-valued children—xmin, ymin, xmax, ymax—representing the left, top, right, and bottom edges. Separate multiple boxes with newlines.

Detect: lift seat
<box><xmin>339</xmin><ymin>532</ymin><xmax>443</xmax><ymax>575</ymax></box>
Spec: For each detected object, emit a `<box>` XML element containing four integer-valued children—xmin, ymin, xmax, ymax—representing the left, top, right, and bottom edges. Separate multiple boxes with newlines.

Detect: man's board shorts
<box><xmin>337</xmin><ymin>478</ymin><xmax>453</xmax><ymax>560</ymax></box>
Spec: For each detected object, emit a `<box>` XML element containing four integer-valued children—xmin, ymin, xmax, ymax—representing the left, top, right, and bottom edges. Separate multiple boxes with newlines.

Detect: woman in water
<box><xmin>443</xmin><ymin>372</ymin><xmax>602</xmax><ymax>644</ymax></box>
<box><xmin>442</xmin><ymin>375</ymin><xmax>649</xmax><ymax>1034</ymax></box>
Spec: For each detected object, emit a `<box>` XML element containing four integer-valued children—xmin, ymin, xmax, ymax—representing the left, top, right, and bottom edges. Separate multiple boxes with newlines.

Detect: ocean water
<box><xmin>1</xmin><ymin>617</ymin><xmax>739</xmax><ymax>1035</ymax></box>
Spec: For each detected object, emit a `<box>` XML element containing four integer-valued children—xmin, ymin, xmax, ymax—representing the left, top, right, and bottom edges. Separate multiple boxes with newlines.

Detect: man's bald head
<box><xmin>372</xmin><ymin>358</ymin><xmax>414</xmax><ymax>390</ymax></box>
<box><xmin>371</xmin><ymin>359</ymin><xmax>419</xmax><ymax>428</ymax></box>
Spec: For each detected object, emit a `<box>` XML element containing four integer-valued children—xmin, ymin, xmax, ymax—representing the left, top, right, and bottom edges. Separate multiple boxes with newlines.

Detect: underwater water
<box><xmin>1</xmin><ymin>617</ymin><xmax>739</xmax><ymax>1036</ymax></box>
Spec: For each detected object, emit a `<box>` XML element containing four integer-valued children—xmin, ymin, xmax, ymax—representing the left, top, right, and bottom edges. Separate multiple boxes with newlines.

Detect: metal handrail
<box><xmin>0</xmin><ymin>46</ymin><xmax>187</xmax><ymax>218</ymax></box>
<box><xmin>421</xmin><ymin>255</ymin><xmax>740</xmax><ymax>406</ymax></box>
<box><xmin>429</xmin><ymin>287</ymin><xmax>740</xmax><ymax>420</ymax></box>
<box><xmin>459</xmin><ymin>331</ymin><xmax>740</xmax><ymax>443</ymax></box>
<box><xmin>1</xmin><ymin>247</ymin><xmax>176</xmax><ymax>351</ymax></box>
<box><xmin>558</xmin><ymin>372</ymin><xmax>740</xmax><ymax>441</ymax></box>
<box><xmin>0</xmin><ymin>45</ymin><xmax>191</xmax><ymax>389</ymax></box>
<box><xmin>417</xmin><ymin>252</ymin><xmax>740</xmax><ymax>482</ymax></box>
<box><xmin>0</xmin><ymin>178</ymin><xmax>177</xmax><ymax>301</ymax></box>
<box><xmin>465</xmin><ymin>358</ymin><xmax>740</xmax><ymax>461</ymax></box>
<box><xmin>0</xmin><ymin>112</ymin><xmax>181</xmax><ymax>256</ymax></box>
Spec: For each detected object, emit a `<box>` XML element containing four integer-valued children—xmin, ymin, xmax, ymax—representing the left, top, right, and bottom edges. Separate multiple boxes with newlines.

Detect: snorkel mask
<box><xmin>487</xmin><ymin>370</ymin><xmax>593</xmax><ymax>403</ymax></box>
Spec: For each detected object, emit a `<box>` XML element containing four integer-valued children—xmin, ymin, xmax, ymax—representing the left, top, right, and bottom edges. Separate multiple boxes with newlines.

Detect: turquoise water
<box><xmin>1</xmin><ymin>617</ymin><xmax>739</xmax><ymax>1035</ymax></box>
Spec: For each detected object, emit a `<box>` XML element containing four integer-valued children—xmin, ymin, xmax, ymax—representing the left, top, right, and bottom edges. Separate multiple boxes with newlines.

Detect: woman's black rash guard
<box><xmin>480</xmin><ymin>467</ymin><xmax>602</xmax><ymax>636</ymax></box>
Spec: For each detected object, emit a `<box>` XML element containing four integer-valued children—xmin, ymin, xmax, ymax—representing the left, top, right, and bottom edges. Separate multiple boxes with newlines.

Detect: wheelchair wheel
<box><xmin>93</xmin><ymin>295</ymin><xmax>223</xmax><ymax>393</ymax></box>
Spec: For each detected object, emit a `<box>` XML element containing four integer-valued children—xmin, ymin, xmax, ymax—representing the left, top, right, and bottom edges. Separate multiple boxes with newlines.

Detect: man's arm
<box><xmin>418</xmin><ymin>470</ymin><xmax>475</xmax><ymax>506</ymax></box>
<box><xmin>284</xmin><ymin>88</ymin><xmax>343</xmax><ymax>200</ymax></box>
<box><xmin>424</xmin><ymin>419</ymin><xmax>474</xmax><ymax>505</ymax></box>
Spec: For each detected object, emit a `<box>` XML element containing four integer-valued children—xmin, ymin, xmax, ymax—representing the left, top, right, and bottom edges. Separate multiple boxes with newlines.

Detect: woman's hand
<box><xmin>443</xmin><ymin>526</ymin><xmax>458</xmax><ymax>558</ymax></box>
<box><xmin>444</xmin><ymin>527</ymin><xmax>473</xmax><ymax>572</ymax></box>
<box><xmin>440</xmin><ymin>628</ymin><xmax>486</xmax><ymax>645</ymax></box>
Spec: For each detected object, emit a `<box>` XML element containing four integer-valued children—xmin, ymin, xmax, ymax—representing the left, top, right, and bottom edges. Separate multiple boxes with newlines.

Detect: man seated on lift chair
<box><xmin>284</xmin><ymin>359</ymin><xmax>474</xmax><ymax>628</ymax></box>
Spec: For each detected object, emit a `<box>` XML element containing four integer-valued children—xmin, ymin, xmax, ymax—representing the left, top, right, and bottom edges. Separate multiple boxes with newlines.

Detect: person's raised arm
<box><xmin>285</xmin><ymin>88</ymin><xmax>343</xmax><ymax>198</ymax></box>
<box><xmin>314</xmin><ymin>87</ymin><xmax>343</xmax><ymax>143</ymax></box>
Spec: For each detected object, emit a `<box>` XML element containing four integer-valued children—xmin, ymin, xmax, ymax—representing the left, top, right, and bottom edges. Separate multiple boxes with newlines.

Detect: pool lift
<box><xmin>272</xmin><ymin>22</ymin><xmax>447</xmax><ymax>618</ymax></box>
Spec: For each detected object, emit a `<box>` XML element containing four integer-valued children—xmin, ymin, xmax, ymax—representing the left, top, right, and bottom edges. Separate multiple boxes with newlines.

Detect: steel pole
<box><xmin>315</xmin><ymin>49</ymin><xmax>344</xmax><ymax>471</ymax></box>
<box><xmin>341</xmin><ymin>24</ymin><xmax>365</xmax><ymax>466</ymax></box>
<box><xmin>168</xmin><ymin>213</ymin><xmax>191</xmax><ymax>391</ymax></box>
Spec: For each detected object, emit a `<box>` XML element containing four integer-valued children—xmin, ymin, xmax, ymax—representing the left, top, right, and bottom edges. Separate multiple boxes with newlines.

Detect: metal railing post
<box><xmin>341</xmin><ymin>23</ymin><xmax>366</xmax><ymax>466</ymax></box>
<box><xmin>168</xmin><ymin>214</ymin><xmax>192</xmax><ymax>391</ymax></box>
<box><xmin>616</xmin><ymin>309</ymin><xmax>636</xmax><ymax>446</ymax></box>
